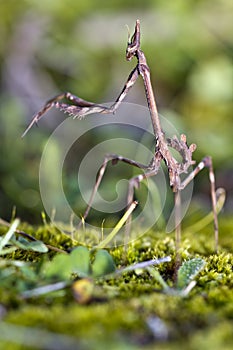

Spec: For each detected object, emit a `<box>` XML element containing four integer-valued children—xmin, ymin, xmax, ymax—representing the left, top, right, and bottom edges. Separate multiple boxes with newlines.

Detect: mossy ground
<box><xmin>0</xmin><ymin>217</ymin><xmax>232</xmax><ymax>350</ymax></box>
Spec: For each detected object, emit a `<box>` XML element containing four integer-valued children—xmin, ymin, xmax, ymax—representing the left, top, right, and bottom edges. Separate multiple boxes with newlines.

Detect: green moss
<box><xmin>0</xmin><ymin>217</ymin><xmax>232</xmax><ymax>349</ymax></box>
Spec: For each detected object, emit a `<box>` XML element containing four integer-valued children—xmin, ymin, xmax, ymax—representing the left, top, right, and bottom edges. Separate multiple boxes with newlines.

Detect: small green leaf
<box><xmin>92</xmin><ymin>250</ymin><xmax>116</xmax><ymax>277</ymax></box>
<box><xmin>70</xmin><ymin>246</ymin><xmax>92</xmax><ymax>277</ymax></box>
<box><xmin>177</xmin><ymin>258</ymin><xmax>206</xmax><ymax>290</ymax></box>
<box><xmin>14</xmin><ymin>237</ymin><xmax>48</xmax><ymax>253</ymax></box>
<box><xmin>27</xmin><ymin>240</ymin><xmax>48</xmax><ymax>253</ymax></box>
<box><xmin>44</xmin><ymin>254</ymin><xmax>71</xmax><ymax>280</ymax></box>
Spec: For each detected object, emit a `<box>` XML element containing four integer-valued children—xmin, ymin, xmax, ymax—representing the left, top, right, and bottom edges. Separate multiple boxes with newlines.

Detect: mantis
<box><xmin>22</xmin><ymin>20</ymin><xmax>219</xmax><ymax>252</ymax></box>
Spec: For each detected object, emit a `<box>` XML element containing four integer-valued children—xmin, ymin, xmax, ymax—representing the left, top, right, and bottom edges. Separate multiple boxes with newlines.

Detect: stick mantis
<box><xmin>22</xmin><ymin>20</ymin><xmax>219</xmax><ymax>252</ymax></box>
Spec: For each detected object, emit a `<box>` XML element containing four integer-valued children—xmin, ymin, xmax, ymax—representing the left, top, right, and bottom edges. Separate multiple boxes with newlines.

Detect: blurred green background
<box><xmin>0</xmin><ymin>0</ymin><xmax>232</xmax><ymax>225</ymax></box>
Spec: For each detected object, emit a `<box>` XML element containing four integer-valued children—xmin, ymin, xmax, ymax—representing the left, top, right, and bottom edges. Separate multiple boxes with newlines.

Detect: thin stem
<box><xmin>174</xmin><ymin>190</ymin><xmax>181</xmax><ymax>274</ymax></box>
